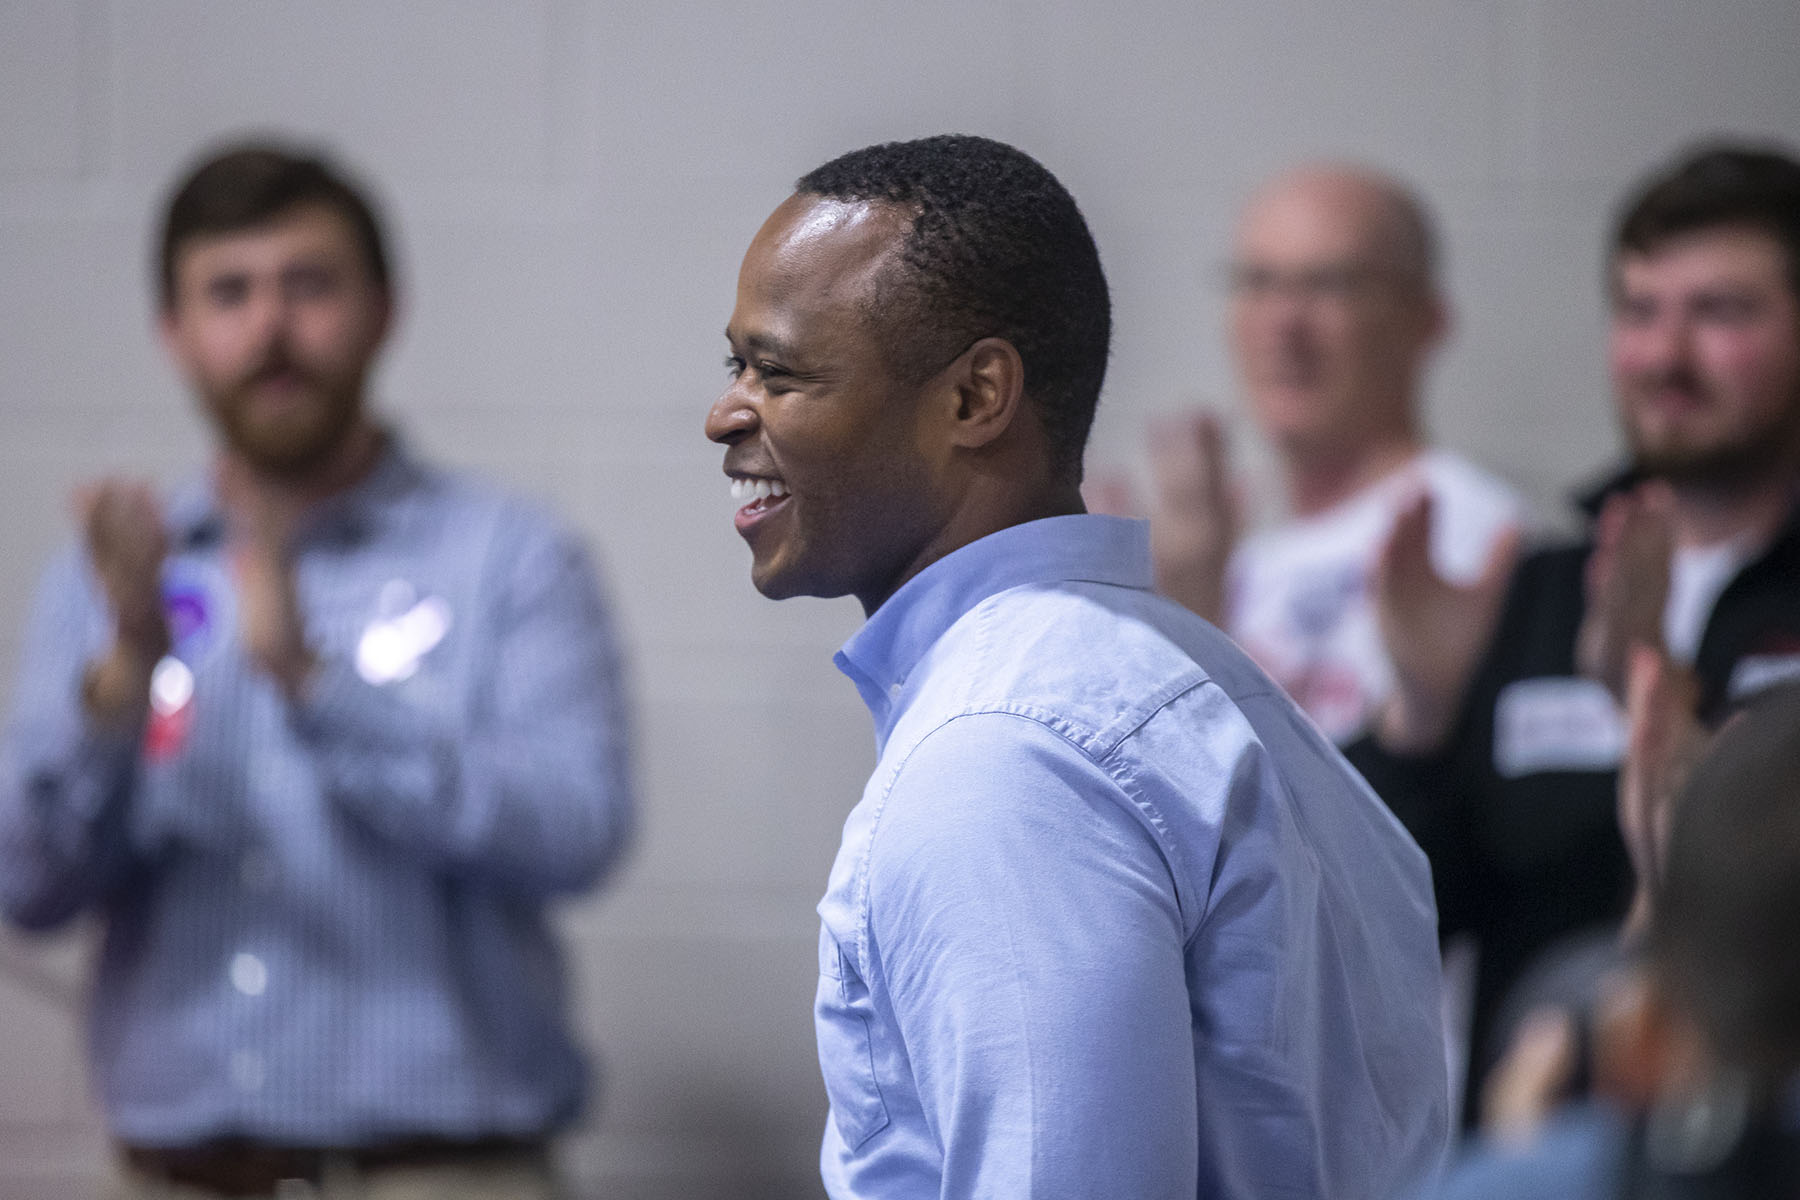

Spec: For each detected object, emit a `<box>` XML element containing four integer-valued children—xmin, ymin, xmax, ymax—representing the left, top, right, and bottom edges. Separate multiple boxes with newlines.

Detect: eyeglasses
<box><xmin>1224</xmin><ymin>262</ymin><xmax>1401</xmax><ymax>305</ymax></box>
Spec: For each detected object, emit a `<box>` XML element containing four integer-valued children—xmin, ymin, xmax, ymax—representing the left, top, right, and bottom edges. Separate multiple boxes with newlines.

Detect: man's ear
<box><xmin>157</xmin><ymin>303</ymin><xmax>192</xmax><ymax>375</ymax></box>
<box><xmin>943</xmin><ymin>336</ymin><xmax>1026</xmax><ymax>451</ymax></box>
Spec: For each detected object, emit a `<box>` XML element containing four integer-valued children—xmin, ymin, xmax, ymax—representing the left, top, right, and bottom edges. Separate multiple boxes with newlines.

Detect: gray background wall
<box><xmin>1</xmin><ymin>2</ymin><xmax>1797</xmax><ymax>1197</ymax></box>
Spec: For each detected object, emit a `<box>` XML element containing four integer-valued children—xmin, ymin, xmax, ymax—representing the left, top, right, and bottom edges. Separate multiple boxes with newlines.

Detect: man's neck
<box><xmin>858</xmin><ymin>477</ymin><xmax>1085</xmax><ymax>617</ymax></box>
<box><xmin>1667</xmin><ymin>472</ymin><xmax>1798</xmax><ymax>552</ymax></box>
<box><xmin>1281</xmin><ymin>433</ymin><xmax>1422</xmax><ymax>518</ymax></box>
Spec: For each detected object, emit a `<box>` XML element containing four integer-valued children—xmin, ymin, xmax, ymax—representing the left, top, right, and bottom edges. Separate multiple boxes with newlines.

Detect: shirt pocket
<box><xmin>814</xmin><ymin>924</ymin><xmax>891</xmax><ymax>1149</ymax></box>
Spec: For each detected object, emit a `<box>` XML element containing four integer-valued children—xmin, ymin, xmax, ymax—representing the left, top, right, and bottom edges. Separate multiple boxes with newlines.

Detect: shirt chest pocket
<box><xmin>814</xmin><ymin>924</ymin><xmax>891</xmax><ymax>1150</ymax></box>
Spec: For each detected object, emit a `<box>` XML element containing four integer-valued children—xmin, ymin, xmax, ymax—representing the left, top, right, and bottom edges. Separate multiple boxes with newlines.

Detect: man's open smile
<box><xmin>728</xmin><ymin>472</ymin><xmax>791</xmax><ymax>533</ymax></box>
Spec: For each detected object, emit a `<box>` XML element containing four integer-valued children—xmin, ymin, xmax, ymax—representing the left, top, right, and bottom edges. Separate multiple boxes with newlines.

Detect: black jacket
<box><xmin>1345</xmin><ymin>483</ymin><xmax>1800</xmax><ymax>1117</ymax></box>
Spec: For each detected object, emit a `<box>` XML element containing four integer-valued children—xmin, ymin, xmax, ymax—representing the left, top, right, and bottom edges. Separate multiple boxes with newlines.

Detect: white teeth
<box><xmin>729</xmin><ymin>476</ymin><xmax>788</xmax><ymax>505</ymax></box>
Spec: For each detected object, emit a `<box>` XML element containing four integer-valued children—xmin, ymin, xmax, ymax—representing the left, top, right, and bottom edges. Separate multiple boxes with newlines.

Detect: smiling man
<box><xmin>1347</xmin><ymin>142</ymin><xmax>1800</xmax><ymax>1125</ymax></box>
<box><xmin>0</xmin><ymin>142</ymin><xmax>633</xmax><ymax>1199</ymax></box>
<box><xmin>1164</xmin><ymin>167</ymin><xmax>1524</xmax><ymax>746</ymax></box>
<box><xmin>708</xmin><ymin>134</ymin><xmax>1449</xmax><ymax>1199</ymax></box>
<box><xmin>1104</xmin><ymin>166</ymin><xmax>1523</xmax><ymax>749</ymax></box>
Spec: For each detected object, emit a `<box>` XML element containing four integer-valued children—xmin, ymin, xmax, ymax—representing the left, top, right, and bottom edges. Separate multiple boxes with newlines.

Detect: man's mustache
<box><xmin>232</xmin><ymin>345</ymin><xmax>318</xmax><ymax>393</ymax></box>
<box><xmin>1636</xmin><ymin>365</ymin><xmax>1708</xmax><ymax>400</ymax></box>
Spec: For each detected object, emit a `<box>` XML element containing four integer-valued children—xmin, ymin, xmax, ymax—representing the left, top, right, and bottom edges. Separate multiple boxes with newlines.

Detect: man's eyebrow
<box><xmin>726</xmin><ymin>329</ymin><xmax>803</xmax><ymax>361</ymax></box>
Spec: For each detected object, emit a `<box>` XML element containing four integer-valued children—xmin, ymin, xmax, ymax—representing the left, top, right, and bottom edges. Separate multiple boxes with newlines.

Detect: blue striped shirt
<box><xmin>0</xmin><ymin>443</ymin><xmax>633</xmax><ymax>1146</ymax></box>
<box><xmin>817</xmin><ymin>515</ymin><xmax>1448</xmax><ymax>1199</ymax></box>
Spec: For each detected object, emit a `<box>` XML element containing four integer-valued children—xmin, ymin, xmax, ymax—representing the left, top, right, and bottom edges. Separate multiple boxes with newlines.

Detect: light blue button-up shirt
<box><xmin>818</xmin><ymin>514</ymin><xmax>1447</xmax><ymax>1199</ymax></box>
<box><xmin>0</xmin><ymin>443</ymin><xmax>633</xmax><ymax>1146</ymax></box>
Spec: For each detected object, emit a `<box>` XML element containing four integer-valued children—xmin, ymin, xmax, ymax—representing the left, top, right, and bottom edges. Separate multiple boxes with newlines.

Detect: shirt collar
<box><xmin>165</xmin><ymin>432</ymin><xmax>422</xmax><ymax>550</ymax></box>
<box><xmin>834</xmin><ymin>514</ymin><xmax>1152</xmax><ymax>717</ymax></box>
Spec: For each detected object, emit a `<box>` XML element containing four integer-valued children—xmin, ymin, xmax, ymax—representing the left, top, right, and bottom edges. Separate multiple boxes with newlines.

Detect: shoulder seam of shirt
<box><xmin>852</xmin><ymin>693</ymin><xmax>1227</xmax><ymax>966</ymax></box>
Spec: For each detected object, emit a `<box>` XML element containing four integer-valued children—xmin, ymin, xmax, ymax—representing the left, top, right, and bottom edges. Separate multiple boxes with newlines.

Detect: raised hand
<box><xmin>1616</xmin><ymin>644</ymin><xmax>1705</xmax><ymax>938</ymax></box>
<box><xmin>1146</xmin><ymin>411</ymin><xmax>1240</xmax><ymax>626</ymax></box>
<box><xmin>76</xmin><ymin>481</ymin><xmax>171</xmax><ymax>725</ymax></box>
<box><xmin>217</xmin><ymin>460</ymin><xmax>315</xmax><ymax>695</ymax></box>
<box><xmin>79</xmin><ymin>480</ymin><xmax>170</xmax><ymax>652</ymax></box>
<box><xmin>1480</xmin><ymin>1006</ymin><xmax>1580</xmax><ymax>1146</ymax></box>
<box><xmin>1079</xmin><ymin>470</ymin><xmax>1141</xmax><ymax>519</ymax></box>
<box><xmin>1372</xmin><ymin>491</ymin><xmax>1521</xmax><ymax>754</ymax></box>
<box><xmin>1576</xmin><ymin>485</ymin><xmax>1674</xmax><ymax>704</ymax></box>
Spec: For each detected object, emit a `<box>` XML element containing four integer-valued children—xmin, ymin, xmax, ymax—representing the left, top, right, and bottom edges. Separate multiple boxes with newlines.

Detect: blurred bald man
<box><xmin>1145</xmin><ymin>165</ymin><xmax>1523</xmax><ymax>745</ymax></box>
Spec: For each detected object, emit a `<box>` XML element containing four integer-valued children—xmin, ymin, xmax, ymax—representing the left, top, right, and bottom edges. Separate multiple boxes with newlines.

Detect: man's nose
<box><xmin>1638</xmin><ymin>312</ymin><xmax>1695</xmax><ymax>374</ymax></box>
<box><xmin>1256</xmin><ymin>283</ymin><xmax>1321</xmax><ymax>338</ymax></box>
<box><xmin>246</xmin><ymin>282</ymin><xmax>294</xmax><ymax>347</ymax></box>
<box><xmin>705</xmin><ymin>385</ymin><xmax>757</xmax><ymax>445</ymax></box>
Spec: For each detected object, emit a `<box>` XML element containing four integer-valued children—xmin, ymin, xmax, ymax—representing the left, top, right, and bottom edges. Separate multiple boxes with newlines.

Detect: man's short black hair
<box><xmin>796</xmin><ymin>134</ymin><xmax>1111</xmax><ymax>481</ymax></box>
<box><xmin>1614</xmin><ymin>141</ymin><xmax>1800</xmax><ymax>299</ymax></box>
<box><xmin>158</xmin><ymin>140</ymin><xmax>391</xmax><ymax>308</ymax></box>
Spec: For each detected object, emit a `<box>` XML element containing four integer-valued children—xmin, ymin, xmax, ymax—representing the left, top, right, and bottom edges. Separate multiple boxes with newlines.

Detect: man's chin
<box><xmin>1631</xmin><ymin>441</ymin><xmax>1789</xmax><ymax>492</ymax></box>
<box><xmin>208</xmin><ymin>375</ymin><xmax>368</xmax><ymax>474</ymax></box>
<box><xmin>225</xmin><ymin>424</ymin><xmax>350</xmax><ymax>480</ymax></box>
<box><xmin>748</xmin><ymin>558</ymin><xmax>849</xmax><ymax>603</ymax></box>
<box><xmin>749</xmin><ymin>567</ymin><xmax>805</xmax><ymax>601</ymax></box>
<box><xmin>214</xmin><ymin>401</ymin><xmax>360</xmax><ymax>478</ymax></box>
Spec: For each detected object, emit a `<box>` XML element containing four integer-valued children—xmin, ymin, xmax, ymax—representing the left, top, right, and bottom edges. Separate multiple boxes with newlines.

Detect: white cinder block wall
<box><xmin>2</xmin><ymin>2</ymin><xmax>1797</xmax><ymax>1196</ymax></box>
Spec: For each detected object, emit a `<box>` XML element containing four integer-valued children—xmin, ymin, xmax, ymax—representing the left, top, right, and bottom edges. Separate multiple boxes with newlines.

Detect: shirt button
<box><xmin>888</xmin><ymin>682</ymin><xmax>903</xmax><ymax>699</ymax></box>
<box><xmin>229</xmin><ymin>1049</ymin><xmax>265</xmax><ymax>1092</ymax></box>
<box><xmin>230</xmin><ymin>952</ymin><xmax>269</xmax><ymax>997</ymax></box>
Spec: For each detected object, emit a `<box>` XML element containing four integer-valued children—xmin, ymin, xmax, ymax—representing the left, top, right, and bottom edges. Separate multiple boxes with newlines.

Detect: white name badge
<box><xmin>1493</xmin><ymin>677</ymin><xmax>1625</xmax><ymax>779</ymax></box>
<box><xmin>1729</xmin><ymin>654</ymin><xmax>1800</xmax><ymax>702</ymax></box>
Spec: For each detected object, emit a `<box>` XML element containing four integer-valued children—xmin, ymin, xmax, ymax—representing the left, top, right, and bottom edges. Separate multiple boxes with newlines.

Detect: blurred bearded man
<box><xmin>0</xmin><ymin>142</ymin><xmax>634</xmax><ymax>1199</ymax></box>
<box><xmin>1346</xmin><ymin>142</ymin><xmax>1800</xmax><ymax>1124</ymax></box>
